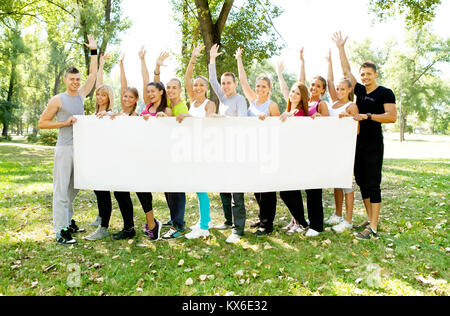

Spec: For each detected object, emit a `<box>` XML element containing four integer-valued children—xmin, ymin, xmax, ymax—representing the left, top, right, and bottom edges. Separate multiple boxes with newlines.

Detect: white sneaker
<box><xmin>190</xmin><ymin>221</ymin><xmax>213</xmax><ymax>230</ymax></box>
<box><xmin>225</xmin><ymin>233</ymin><xmax>241</xmax><ymax>244</ymax></box>
<box><xmin>332</xmin><ymin>220</ymin><xmax>353</xmax><ymax>233</ymax></box>
<box><xmin>90</xmin><ymin>215</ymin><xmax>102</xmax><ymax>227</ymax></box>
<box><xmin>215</xmin><ymin>223</ymin><xmax>232</xmax><ymax>230</ymax></box>
<box><xmin>85</xmin><ymin>226</ymin><xmax>109</xmax><ymax>241</ymax></box>
<box><xmin>305</xmin><ymin>228</ymin><xmax>320</xmax><ymax>237</ymax></box>
<box><xmin>287</xmin><ymin>224</ymin><xmax>306</xmax><ymax>234</ymax></box>
<box><xmin>324</xmin><ymin>214</ymin><xmax>343</xmax><ymax>226</ymax></box>
<box><xmin>185</xmin><ymin>228</ymin><xmax>210</xmax><ymax>239</ymax></box>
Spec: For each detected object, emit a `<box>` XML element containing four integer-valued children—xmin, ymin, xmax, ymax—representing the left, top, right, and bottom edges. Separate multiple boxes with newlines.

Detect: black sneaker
<box><xmin>355</xmin><ymin>227</ymin><xmax>378</xmax><ymax>240</ymax></box>
<box><xmin>57</xmin><ymin>228</ymin><xmax>77</xmax><ymax>245</ymax></box>
<box><xmin>68</xmin><ymin>220</ymin><xmax>86</xmax><ymax>234</ymax></box>
<box><xmin>250</xmin><ymin>221</ymin><xmax>261</xmax><ymax>228</ymax></box>
<box><xmin>353</xmin><ymin>220</ymin><xmax>370</xmax><ymax>231</ymax></box>
<box><xmin>162</xmin><ymin>219</ymin><xmax>173</xmax><ymax>227</ymax></box>
<box><xmin>113</xmin><ymin>228</ymin><xmax>136</xmax><ymax>240</ymax></box>
<box><xmin>254</xmin><ymin>227</ymin><xmax>273</xmax><ymax>236</ymax></box>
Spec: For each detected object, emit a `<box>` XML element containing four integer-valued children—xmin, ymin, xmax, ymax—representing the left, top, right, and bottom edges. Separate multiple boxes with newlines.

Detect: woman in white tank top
<box><xmin>325</xmin><ymin>50</ymin><xmax>359</xmax><ymax>233</ymax></box>
<box><xmin>176</xmin><ymin>44</ymin><xmax>216</xmax><ymax>240</ymax></box>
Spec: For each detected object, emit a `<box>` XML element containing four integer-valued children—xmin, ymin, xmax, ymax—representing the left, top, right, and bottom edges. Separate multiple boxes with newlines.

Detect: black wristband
<box><xmin>91</xmin><ymin>49</ymin><xmax>98</xmax><ymax>56</ymax></box>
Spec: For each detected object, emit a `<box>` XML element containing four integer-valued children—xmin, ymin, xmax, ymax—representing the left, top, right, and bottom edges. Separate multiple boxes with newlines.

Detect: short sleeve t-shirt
<box><xmin>354</xmin><ymin>83</ymin><xmax>396</xmax><ymax>143</ymax></box>
<box><xmin>171</xmin><ymin>100</ymin><xmax>189</xmax><ymax>117</ymax></box>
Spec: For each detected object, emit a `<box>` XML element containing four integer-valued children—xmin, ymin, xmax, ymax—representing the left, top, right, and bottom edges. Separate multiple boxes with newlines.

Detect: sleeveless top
<box><xmin>56</xmin><ymin>93</ymin><xmax>84</xmax><ymax>146</ymax></box>
<box><xmin>294</xmin><ymin>99</ymin><xmax>320</xmax><ymax>117</ymax></box>
<box><xmin>140</xmin><ymin>104</ymin><xmax>157</xmax><ymax>117</ymax></box>
<box><xmin>189</xmin><ymin>99</ymin><xmax>209</xmax><ymax>118</ymax></box>
<box><xmin>247</xmin><ymin>99</ymin><xmax>272</xmax><ymax>117</ymax></box>
<box><xmin>328</xmin><ymin>101</ymin><xmax>353</xmax><ymax>117</ymax></box>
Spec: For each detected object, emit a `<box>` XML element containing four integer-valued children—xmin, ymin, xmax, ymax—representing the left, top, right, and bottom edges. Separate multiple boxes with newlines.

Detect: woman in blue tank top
<box><xmin>235</xmin><ymin>47</ymin><xmax>280</xmax><ymax>236</ymax></box>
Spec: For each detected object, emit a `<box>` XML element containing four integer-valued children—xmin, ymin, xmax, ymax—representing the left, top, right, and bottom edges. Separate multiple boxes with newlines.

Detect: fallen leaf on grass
<box><xmin>178</xmin><ymin>259</ymin><xmax>185</xmax><ymax>267</ymax></box>
<box><xmin>185</xmin><ymin>278</ymin><xmax>194</xmax><ymax>286</ymax></box>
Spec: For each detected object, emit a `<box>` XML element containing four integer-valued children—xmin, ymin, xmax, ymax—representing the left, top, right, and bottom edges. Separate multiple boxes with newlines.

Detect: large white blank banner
<box><xmin>73</xmin><ymin>116</ymin><xmax>357</xmax><ymax>192</ymax></box>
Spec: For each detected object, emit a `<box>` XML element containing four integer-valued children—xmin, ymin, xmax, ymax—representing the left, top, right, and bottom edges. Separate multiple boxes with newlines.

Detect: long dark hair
<box><xmin>148</xmin><ymin>82</ymin><xmax>168</xmax><ymax>113</ymax></box>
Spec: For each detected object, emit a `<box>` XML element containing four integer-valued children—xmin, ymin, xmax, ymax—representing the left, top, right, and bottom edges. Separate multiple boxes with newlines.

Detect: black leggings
<box><xmin>280</xmin><ymin>189</ymin><xmax>324</xmax><ymax>232</ymax></box>
<box><xmin>112</xmin><ymin>192</ymin><xmax>154</xmax><ymax>230</ymax></box>
<box><xmin>94</xmin><ymin>190</ymin><xmax>112</xmax><ymax>228</ymax></box>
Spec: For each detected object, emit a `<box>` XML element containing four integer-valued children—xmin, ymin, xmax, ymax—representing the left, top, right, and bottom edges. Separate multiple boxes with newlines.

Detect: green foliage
<box><xmin>0</xmin><ymin>143</ymin><xmax>449</xmax><ymax>296</ymax></box>
<box><xmin>38</xmin><ymin>129</ymin><xmax>58</xmax><ymax>146</ymax></box>
<box><xmin>171</xmin><ymin>0</ymin><xmax>285</xmax><ymax>93</ymax></box>
<box><xmin>368</xmin><ymin>0</ymin><xmax>442</xmax><ymax>29</ymax></box>
<box><xmin>26</xmin><ymin>134</ymin><xmax>39</xmax><ymax>143</ymax></box>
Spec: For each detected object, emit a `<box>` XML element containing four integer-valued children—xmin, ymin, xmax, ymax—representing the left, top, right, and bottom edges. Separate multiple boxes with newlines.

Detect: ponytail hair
<box><xmin>148</xmin><ymin>82</ymin><xmax>168</xmax><ymax>113</ymax></box>
<box><xmin>339</xmin><ymin>78</ymin><xmax>354</xmax><ymax>102</ymax></box>
<box><xmin>313</xmin><ymin>76</ymin><xmax>327</xmax><ymax>95</ymax></box>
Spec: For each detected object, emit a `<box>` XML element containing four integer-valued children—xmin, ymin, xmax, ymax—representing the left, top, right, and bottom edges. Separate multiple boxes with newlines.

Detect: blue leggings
<box><xmin>196</xmin><ymin>193</ymin><xmax>211</xmax><ymax>230</ymax></box>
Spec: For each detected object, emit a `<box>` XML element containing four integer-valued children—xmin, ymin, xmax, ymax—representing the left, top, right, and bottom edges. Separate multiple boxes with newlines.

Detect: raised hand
<box><xmin>332</xmin><ymin>31</ymin><xmax>348</xmax><ymax>48</ymax></box>
<box><xmin>156</xmin><ymin>52</ymin><xmax>170</xmax><ymax>67</ymax></box>
<box><xmin>84</xmin><ymin>35</ymin><xmax>98</xmax><ymax>50</ymax></box>
<box><xmin>210</xmin><ymin>44</ymin><xmax>224</xmax><ymax>60</ymax></box>
<box><xmin>192</xmin><ymin>43</ymin><xmax>205</xmax><ymax>58</ymax></box>
<box><xmin>120</xmin><ymin>53</ymin><xmax>125</xmax><ymax>65</ymax></box>
<box><xmin>138</xmin><ymin>46</ymin><xmax>147</xmax><ymax>60</ymax></box>
<box><xmin>276</xmin><ymin>61</ymin><xmax>285</xmax><ymax>75</ymax></box>
<box><xmin>234</xmin><ymin>47</ymin><xmax>244</xmax><ymax>60</ymax></box>
<box><xmin>299</xmin><ymin>47</ymin><xmax>305</xmax><ymax>62</ymax></box>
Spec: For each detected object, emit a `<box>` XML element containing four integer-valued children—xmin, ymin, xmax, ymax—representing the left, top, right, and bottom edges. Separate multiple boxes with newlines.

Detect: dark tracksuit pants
<box><xmin>220</xmin><ymin>193</ymin><xmax>246</xmax><ymax>236</ymax></box>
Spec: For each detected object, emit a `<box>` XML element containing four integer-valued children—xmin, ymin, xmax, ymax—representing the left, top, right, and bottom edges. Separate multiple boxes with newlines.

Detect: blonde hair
<box><xmin>95</xmin><ymin>84</ymin><xmax>115</xmax><ymax>114</ymax></box>
<box><xmin>338</xmin><ymin>78</ymin><xmax>354</xmax><ymax>102</ymax></box>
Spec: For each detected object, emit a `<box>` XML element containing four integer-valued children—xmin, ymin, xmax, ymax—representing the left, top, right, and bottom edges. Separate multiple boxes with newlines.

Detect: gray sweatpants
<box><xmin>53</xmin><ymin>145</ymin><xmax>79</xmax><ymax>233</ymax></box>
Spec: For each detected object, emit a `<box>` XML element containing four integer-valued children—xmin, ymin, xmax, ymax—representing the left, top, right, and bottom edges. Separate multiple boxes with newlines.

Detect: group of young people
<box><xmin>39</xmin><ymin>31</ymin><xmax>397</xmax><ymax>246</ymax></box>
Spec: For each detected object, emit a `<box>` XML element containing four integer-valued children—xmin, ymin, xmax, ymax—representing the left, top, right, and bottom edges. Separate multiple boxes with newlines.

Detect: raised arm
<box><xmin>208</xmin><ymin>44</ymin><xmax>225</xmax><ymax>101</ymax></box>
<box><xmin>96</xmin><ymin>53</ymin><xmax>109</xmax><ymax>90</ymax></box>
<box><xmin>298</xmin><ymin>47</ymin><xmax>306</xmax><ymax>84</ymax></box>
<box><xmin>327</xmin><ymin>49</ymin><xmax>338</xmax><ymax>102</ymax></box>
<box><xmin>332</xmin><ymin>32</ymin><xmax>357</xmax><ymax>88</ymax></box>
<box><xmin>120</xmin><ymin>54</ymin><xmax>127</xmax><ymax>107</ymax></box>
<box><xmin>139</xmin><ymin>46</ymin><xmax>151</xmax><ymax>105</ymax></box>
<box><xmin>235</xmin><ymin>47</ymin><xmax>257</xmax><ymax>103</ymax></box>
<box><xmin>185</xmin><ymin>43</ymin><xmax>205</xmax><ymax>103</ymax></box>
<box><xmin>79</xmin><ymin>35</ymin><xmax>98</xmax><ymax>98</ymax></box>
<box><xmin>154</xmin><ymin>51</ymin><xmax>170</xmax><ymax>83</ymax></box>
<box><xmin>276</xmin><ymin>61</ymin><xmax>289</xmax><ymax>103</ymax></box>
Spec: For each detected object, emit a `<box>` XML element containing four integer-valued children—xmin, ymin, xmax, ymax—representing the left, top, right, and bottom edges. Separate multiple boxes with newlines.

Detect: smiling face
<box><xmin>289</xmin><ymin>86</ymin><xmax>302</xmax><ymax>107</ymax></box>
<box><xmin>166</xmin><ymin>80</ymin><xmax>182</xmax><ymax>100</ymax></box>
<box><xmin>96</xmin><ymin>90</ymin><xmax>110</xmax><ymax>110</ymax></box>
<box><xmin>360</xmin><ymin>67</ymin><xmax>378</xmax><ymax>87</ymax></box>
<box><xmin>64</xmin><ymin>73</ymin><xmax>81</xmax><ymax>93</ymax></box>
<box><xmin>122</xmin><ymin>90</ymin><xmax>138</xmax><ymax>111</ymax></box>
<box><xmin>336</xmin><ymin>81</ymin><xmax>352</xmax><ymax>101</ymax></box>
<box><xmin>146</xmin><ymin>85</ymin><xmax>163</xmax><ymax>105</ymax></box>
<box><xmin>255</xmin><ymin>78</ymin><xmax>271</xmax><ymax>99</ymax></box>
<box><xmin>193</xmin><ymin>77</ymin><xmax>208</xmax><ymax>98</ymax></box>
<box><xmin>310</xmin><ymin>78</ymin><xmax>326</xmax><ymax>98</ymax></box>
<box><xmin>221</xmin><ymin>74</ymin><xmax>238</xmax><ymax>97</ymax></box>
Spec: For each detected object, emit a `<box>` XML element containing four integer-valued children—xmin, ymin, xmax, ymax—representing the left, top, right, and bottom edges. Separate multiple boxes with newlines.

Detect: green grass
<box><xmin>0</xmin><ymin>143</ymin><xmax>448</xmax><ymax>296</ymax></box>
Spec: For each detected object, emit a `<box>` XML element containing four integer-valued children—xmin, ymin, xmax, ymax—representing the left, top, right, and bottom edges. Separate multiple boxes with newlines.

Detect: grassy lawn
<box><xmin>0</xmin><ymin>142</ymin><xmax>448</xmax><ymax>296</ymax></box>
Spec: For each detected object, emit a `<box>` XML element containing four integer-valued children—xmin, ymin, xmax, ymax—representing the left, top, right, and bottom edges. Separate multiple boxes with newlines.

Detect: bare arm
<box><xmin>205</xmin><ymin>101</ymin><xmax>217</xmax><ymax>116</ymax></box>
<box><xmin>276</xmin><ymin>61</ymin><xmax>289</xmax><ymax>103</ymax></box>
<box><xmin>298</xmin><ymin>47</ymin><xmax>306</xmax><ymax>84</ymax></box>
<box><xmin>332</xmin><ymin>32</ymin><xmax>357</xmax><ymax>88</ymax></box>
<box><xmin>120</xmin><ymin>54</ymin><xmax>127</xmax><ymax>107</ymax></box>
<box><xmin>269</xmin><ymin>102</ymin><xmax>280</xmax><ymax>117</ymax></box>
<box><xmin>96</xmin><ymin>53</ymin><xmax>110</xmax><ymax>90</ymax></box>
<box><xmin>38</xmin><ymin>96</ymin><xmax>75</xmax><ymax>129</ymax></box>
<box><xmin>235</xmin><ymin>47</ymin><xmax>257</xmax><ymax>103</ymax></box>
<box><xmin>354</xmin><ymin>103</ymin><xmax>397</xmax><ymax>123</ymax></box>
<box><xmin>154</xmin><ymin>52</ymin><xmax>170</xmax><ymax>83</ymax></box>
<box><xmin>185</xmin><ymin>43</ymin><xmax>205</xmax><ymax>103</ymax></box>
<box><xmin>139</xmin><ymin>46</ymin><xmax>150</xmax><ymax>105</ymax></box>
<box><xmin>327</xmin><ymin>49</ymin><xmax>338</xmax><ymax>102</ymax></box>
<box><xmin>79</xmin><ymin>35</ymin><xmax>98</xmax><ymax>98</ymax></box>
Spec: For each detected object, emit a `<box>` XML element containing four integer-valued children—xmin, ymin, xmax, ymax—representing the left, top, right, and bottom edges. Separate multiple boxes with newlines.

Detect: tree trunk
<box><xmin>400</xmin><ymin>111</ymin><xmax>407</xmax><ymax>142</ymax></box>
<box><xmin>193</xmin><ymin>0</ymin><xmax>234</xmax><ymax>112</ymax></box>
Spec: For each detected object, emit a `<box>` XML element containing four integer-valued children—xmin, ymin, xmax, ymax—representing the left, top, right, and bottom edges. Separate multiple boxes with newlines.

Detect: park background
<box><xmin>0</xmin><ymin>0</ymin><xmax>449</xmax><ymax>296</ymax></box>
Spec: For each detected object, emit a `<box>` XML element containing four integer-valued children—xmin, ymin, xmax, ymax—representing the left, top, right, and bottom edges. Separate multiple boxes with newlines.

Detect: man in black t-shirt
<box><xmin>332</xmin><ymin>31</ymin><xmax>397</xmax><ymax>240</ymax></box>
